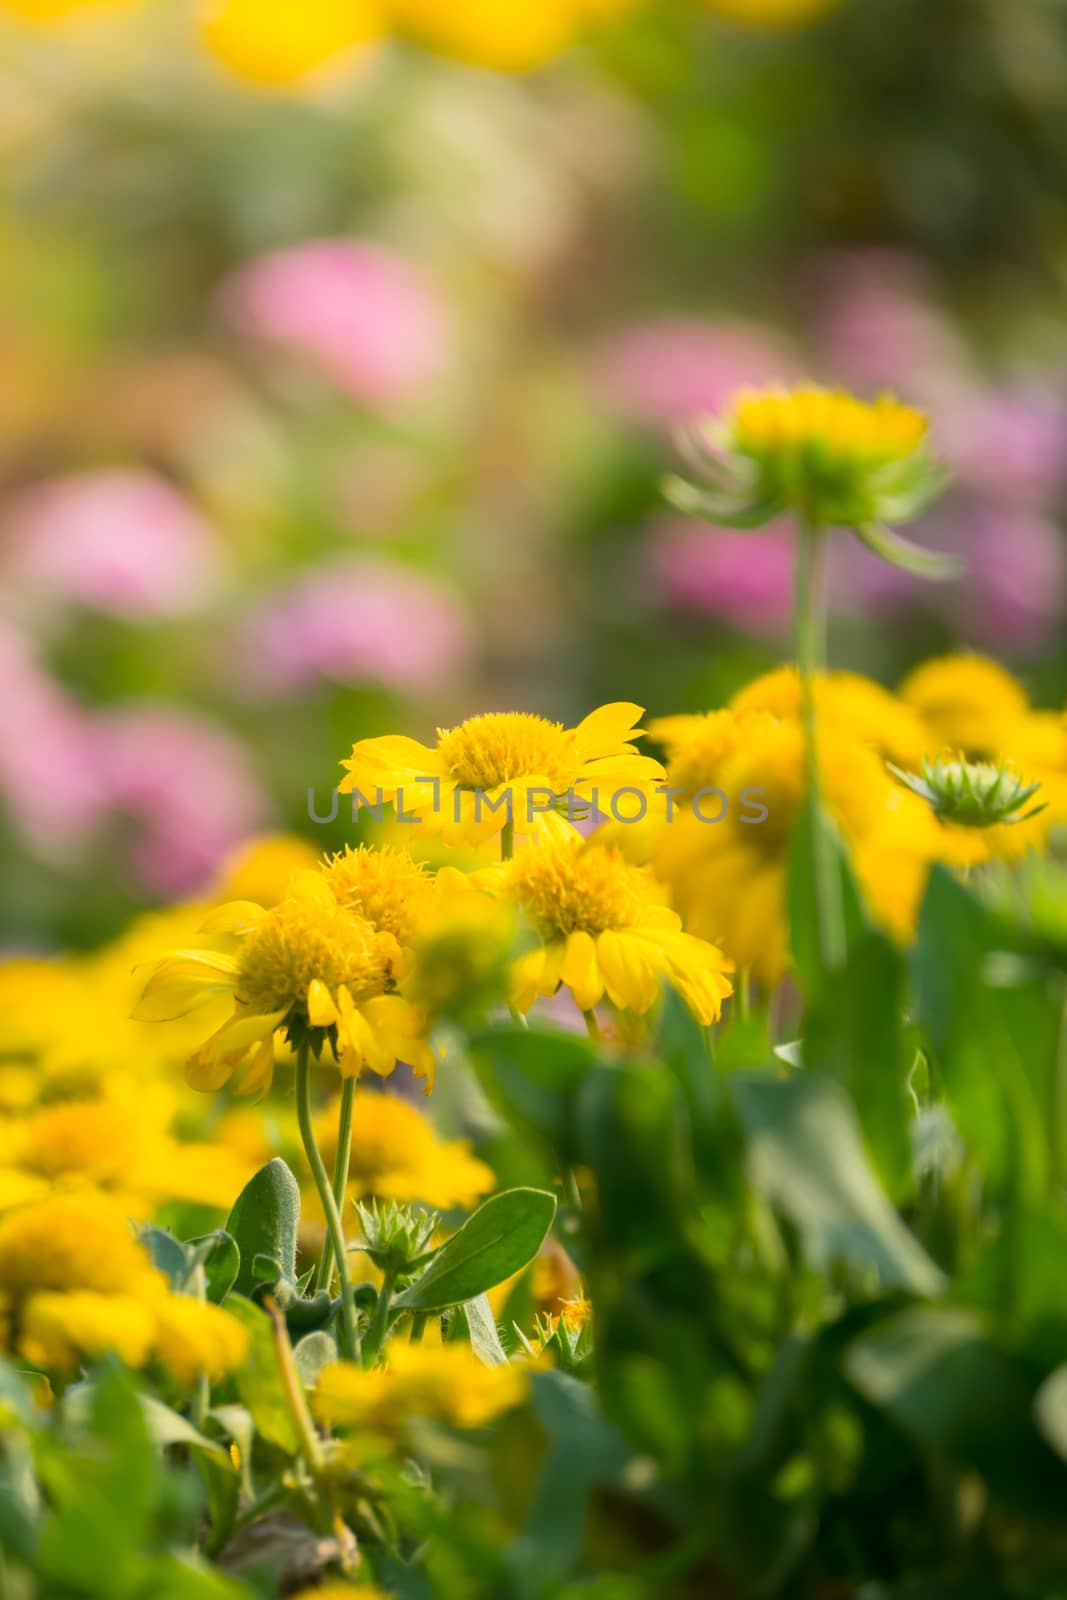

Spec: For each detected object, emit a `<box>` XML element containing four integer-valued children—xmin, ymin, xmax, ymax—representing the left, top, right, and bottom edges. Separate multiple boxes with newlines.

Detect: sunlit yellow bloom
<box><xmin>489</xmin><ymin>835</ymin><xmax>732</xmax><ymax>1022</ymax></box>
<box><xmin>341</xmin><ymin>704</ymin><xmax>663</xmax><ymax>849</ymax></box>
<box><xmin>314</xmin><ymin>1089</ymin><xmax>494</xmax><ymax>1212</ymax></box>
<box><xmin>151</xmin><ymin>1295</ymin><xmax>250</xmax><ymax>1385</ymax></box>
<box><xmin>703</xmin><ymin>0</ymin><xmax>840</xmax><ymax>27</ymax></box>
<box><xmin>899</xmin><ymin>654</ymin><xmax>1031</xmax><ymax>758</ymax></box>
<box><xmin>134</xmin><ymin>876</ymin><xmax>435</xmax><ymax>1096</ymax></box>
<box><xmin>199</xmin><ymin>0</ymin><xmax>385</xmax><ymax>87</ymax></box>
<box><xmin>729</xmin><ymin>667</ymin><xmax>928</xmax><ymax>769</ymax></box>
<box><xmin>0</xmin><ymin>1192</ymin><xmax>162</xmax><ymax>1297</ymax></box>
<box><xmin>314</xmin><ymin>1341</ymin><xmax>528</xmax><ymax>1435</ymax></box>
<box><xmin>20</xmin><ymin>1291</ymin><xmax>158</xmax><ymax>1373</ymax></box>
<box><xmin>655</xmin><ymin>720</ymin><xmax>925</xmax><ymax>981</ymax></box>
<box><xmin>321</xmin><ymin>844</ymin><xmax>434</xmax><ymax>945</ymax></box>
<box><xmin>393</xmin><ymin>0</ymin><xmax>579</xmax><ymax>71</ymax></box>
<box><xmin>212</xmin><ymin>832</ymin><xmax>322</xmax><ymax>908</ymax></box>
<box><xmin>730</xmin><ymin>385</ymin><xmax>927</xmax><ymax>469</ymax></box>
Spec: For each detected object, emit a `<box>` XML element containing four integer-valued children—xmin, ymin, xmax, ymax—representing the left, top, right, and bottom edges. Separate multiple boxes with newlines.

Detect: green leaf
<box><xmin>139</xmin><ymin>1226</ymin><xmax>189</xmax><ymax>1289</ymax></box>
<box><xmin>225</xmin><ymin>1158</ymin><xmax>300</xmax><ymax>1299</ymax></box>
<box><xmin>734</xmin><ymin>1073</ymin><xmax>943</xmax><ymax>1295</ymax></box>
<box><xmin>186</xmin><ymin>1232</ymin><xmax>240</xmax><ymax>1304</ymax></box>
<box><xmin>847</xmin><ymin>1306</ymin><xmax>1067</xmax><ymax>1518</ymax></box>
<box><xmin>469</xmin><ymin>1023</ymin><xmax>597</xmax><ymax>1161</ymax></box>
<box><xmin>394</xmin><ymin>1188</ymin><xmax>557</xmax><ymax>1313</ymax></box>
<box><xmin>220</xmin><ymin>1296</ymin><xmax>299</xmax><ymax>1456</ymax></box>
<box><xmin>803</xmin><ymin>928</ymin><xmax>913</xmax><ymax>1199</ymax></box>
<box><xmin>914</xmin><ymin>866</ymin><xmax>1059</xmax><ymax>1201</ymax></box>
<box><xmin>292</xmin><ymin>1330</ymin><xmax>337</xmax><ymax>1389</ymax></box>
<box><xmin>454</xmin><ymin>1294</ymin><xmax>508</xmax><ymax>1367</ymax></box>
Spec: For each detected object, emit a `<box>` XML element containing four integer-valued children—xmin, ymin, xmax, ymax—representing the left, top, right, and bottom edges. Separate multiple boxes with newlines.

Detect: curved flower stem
<box><xmin>582</xmin><ymin>1009</ymin><xmax>601</xmax><ymax>1040</ymax></box>
<box><xmin>500</xmin><ymin>817</ymin><xmax>515</xmax><ymax>861</ymax></box>
<box><xmin>794</xmin><ymin>518</ymin><xmax>845</xmax><ymax>975</ymax></box>
<box><xmin>295</xmin><ymin>1040</ymin><xmax>359</xmax><ymax>1362</ymax></box>
<box><xmin>314</xmin><ymin>1074</ymin><xmax>356</xmax><ymax>1295</ymax></box>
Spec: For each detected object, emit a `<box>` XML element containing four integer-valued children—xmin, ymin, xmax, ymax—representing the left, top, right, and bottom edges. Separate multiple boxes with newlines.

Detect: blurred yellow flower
<box><xmin>392</xmin><ymin>0</ymin><xmax>579</xmax><ymax>71</ymax></box>
<box><xmin>0</xmin><ymin>1191</ymin><xmax>162</xmax><ymax>1296</ymax></box>
<box><xmin>212</xmin><ymin>832</ymin><xmax>322</xmax><ymax>908</ymax></box>
<box><xmin>898</xmin><ymin>653</ymin><xmax>1030</xmax><ymax>758</ymax></box>
<box><xmin>730</xmin><ymin>666</ymin><xmax>928</xmax><ymax>769</ymax></box>
<box><xmin>322</xmin><ymin>843</ymin><xmax>434</xmax><ymax>945</ymax></box>
<box><xmin>493</xmin><ymin>834</ymin><xmax>732</xmax><ymax>1022</ymax></box>
<box><xmin>404</xmin><ymin>866</ymin><xmax>517</xmax><ymax>1024</ymax></box>
<box><xmin>341</xmin><ymin>703</ymin><xmax>664</xmax><ymax>849</ymax></box>
<box><xmin>314</xmin><ymin>1340</ymin><xmax>528</xmax><ymax>1434</ymax></box>
<box><xmin>199</xmin><ymin>0</ymin><xmax>385</xmax><ymax>86</ymax></box>
<box><xmin>730</xmin><ymin>384</ymin><xmax>927</xmax><ymax>475</ymax></box>
<box><xmin>0</xmin><ymin>0</ymin><xmax>140</xmax><ymax>21</ymax></box>
<box><xmin>150</xmin><ymin>1294</ymin><xmax>250</xmax><ymax>1384</ymax></box>
<box><xmin>21</xmin><ymin>1290</ymin><xmax>157</xmax><ymax>1372</ymax></box>
<box><xmin>314</xmin><ymin>1089</ymin><xmax>494</xmax><ymax>1211</ymax></box>
<box><xmin>291</xmin><ymin>1584</ymin><xmax>388</xmax><ymax>1600</ymax></box>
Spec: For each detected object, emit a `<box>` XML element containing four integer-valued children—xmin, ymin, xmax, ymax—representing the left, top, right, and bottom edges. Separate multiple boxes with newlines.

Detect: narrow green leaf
<box><xmin>394</xmin><ymin>1188</ymin><xmax>557</xmax><ymax>1312</ymax></box>
<box><xmin>220</xmin><ymin>1297</ymin><xmax>299</xmax><ymax>1455</ymax></box>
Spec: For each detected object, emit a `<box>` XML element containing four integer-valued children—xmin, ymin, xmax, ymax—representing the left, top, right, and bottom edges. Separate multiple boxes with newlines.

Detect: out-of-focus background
<box><xmin>4</xmin><ymin>0</ymin><xmax>1067</xmax><ymax>948</ymax></box>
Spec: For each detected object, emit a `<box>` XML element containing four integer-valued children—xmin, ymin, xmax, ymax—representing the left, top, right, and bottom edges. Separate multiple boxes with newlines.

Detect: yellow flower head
<box><xmin>341</xmin><ymin>703</ymin><xmax>664</xmax><ymax>848</ymax></box>
<box><xmin>668</xmin><ymin>383</ymin><xmax>944</xmax><ymax>562</ymax></box>
<box><xmin>655</xmin><ymin>719</ymin><xmax>919</xmax><ymax>982</ymax></box>
<box><xmin>393</xmin><ymin>0</ymin><xmax>579</xmax><ymax>71</ymax></box>
<box><xmin>199</xmin><ymin>0</ymin><xmax>385</xmax><ymax>87</ymax></box>
<box><xmin>0</xmin><ymin>1192</ymin><xmax>161</xmax><ymax>1297</ymax></box>
<box><xmin>212</xmin><ymin>832</ymin><xmax>322</xmax><ymax>908</ymax></box>
<box><xmin>150</xmin><ymin>1295</ymin><xmax>251</xmax><ymax>1385</ymax></box>
<box><xmin>314</xmin><ymin>1341</ymin><xmax>528</xmax><ymax>1436</ymax></box>
<box><xmin>730</xmin><ymin>667</ymin><xmax>928</xmax><ymax>770</ymax></box>
<box><xmin>314</xmin><ymin>1090</ymin><xmax>494</xmax><ymax>1211</ymax></box>
<box><xmin>134</xmin><ymin>876</ymin><xmax>435</xmax><ymax>1097</ymax></box>
<box><xmin>495</xmin><ymin>835</ymin><xmax>732</xmax><ymax>1023</ymax></box>
<box><xmin>321</xmin><ymin>844</ymin><xmax>434</xmax><ymax>945</ymax></box>
<box><xmin>898</xmin><ymin>653</ymin><xmax>1030</xmax><ymax>759</ymax></box>
<box><xmin>20</xmin><ymin>1291</ymin><xmax>158</xmax><ymax>1373</ymax></box>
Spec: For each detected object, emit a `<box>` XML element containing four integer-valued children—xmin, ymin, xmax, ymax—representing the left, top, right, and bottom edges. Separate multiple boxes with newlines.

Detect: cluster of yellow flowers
<box><xmin>1</xmin><ymin>0</ymin><xmax>842</xmax><ymax>85</ymax></box>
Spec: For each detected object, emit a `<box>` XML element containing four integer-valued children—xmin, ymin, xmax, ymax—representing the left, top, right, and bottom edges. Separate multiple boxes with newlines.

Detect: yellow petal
<box><xmin>307</xmin><ymin>978</ymin><xmax>338</xmax><ymax>1027</ymax></box>
<box><xmin>198</xmin><ymin>901</ymin><xmax>266</xmax><ymax>935</ymax></box>
<box><xmin>596</xmin><ymin>930</ymin><xmax>661</xmax><ymax>1014</ymax></box>
<box><xmin>574</xmin><ymin>702</ymin><xmax>645</xmax><ymax>759</ymax></box>
<box><xmin>131</xmin><ymin>952</ymin><xmax>238</xmax><ymax>1021</ymax></box>
<box><xmin>559</xmin><ymin>930</ymin><xmax>604</xmax><ymax>1012</ymax></box>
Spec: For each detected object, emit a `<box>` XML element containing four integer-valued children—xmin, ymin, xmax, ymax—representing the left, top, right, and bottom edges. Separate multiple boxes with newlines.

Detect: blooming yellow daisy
<box><xmin>340</xmin><ymin>703</ymin><xmax>664</xmax><ymax>850</ymax></box>
<box><xmin>486</xmin><ymin>834</ymin><xmax>732</xmax><ymax>1023</ymax></box>
<box><xmin>320</xmin><ymin>843</ymin><xmax>434</xmax><ymax>946</ymax></box>
<box><xmin>133</xmin><ymin>874</ymin><xmax>435</xmax><ymax>1097</ymax></box>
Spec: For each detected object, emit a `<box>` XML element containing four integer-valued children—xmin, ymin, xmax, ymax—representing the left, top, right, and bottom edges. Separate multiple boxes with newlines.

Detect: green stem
<box><xmin>1052</xmin><ymin>980</ymin><xmax>1067</xmax><ymax>1193</ymax></box>
<box><xmin>295</xmin><ymin>1041</ymin><xmax>359</xmax><ymax>1361</ymax></box>
<box><xmin>315</xmin><ymin>1075</ymin><xmax>356</xmax><ymax>1294</ymax></box>
<box><xmin>500</xmin><ymin>818</ymin><xmax>515</xmax><ymax>860</ymax></box>
<box><xmin>582</xmin><ymin>1008</ymin><xmax>601</xmax><ymax>1039</ymax></box>
<box><xmin>409</xmin><ymin>1312</ymin><xmax>428</xmax><ymax>1344</ymax></box>
<box><xmin>794</xmin><ymin>518</ymin><xmax>845</xmax><ymax>975</ymax></box>
<box><xmin>362</xmin><ymin>1265</ymin><xmax>397</xmax><ymax>1369</ymax></box>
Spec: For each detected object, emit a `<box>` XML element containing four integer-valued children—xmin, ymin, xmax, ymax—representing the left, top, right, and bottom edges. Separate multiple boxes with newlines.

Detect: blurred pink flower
<box><xmin>814</xmin><ymin>250</ymin><xmax>969</xmax><ymax>398</ymax></box>
<box><xmin>959</xmin><ymin>504</ymin><xmax>1066</xmax><ymax>652</ymax></box>
<box><xmin>939</xmin><ymin>388</ymin><xmax>1067</xmax><ymax>504</ymax></box>
<box><xmin>101</xmin><ymin>706</ymin><xmax>268</xmax><ymax>897</ymax></box>
<box><xmin>236</xmin><ymin>558</ymin><xmax>472</xmax><ymax>696</ymax></box>
<box><xmin>0</xmin><ymin>623</ymin><xmax>110</xmax><ymax>856</ymax></box>
<box><xmin>648</xmin><ymin>516</ymin><xmax>794</xmax><ymax>636</ymax></box>
<box><xmin>591</xmin><ymin>318</ymin><xmax>795</xmax><ymax>430</ymax></box>
<box><xmin>219</xmin><ymin>239</ymin><xmax>446</xmax><ymax>407</ymax></box>
<box><xmin>3</xmin><ymin>470</ymin><xmax>216</xmax><ymax>618</ymax></box>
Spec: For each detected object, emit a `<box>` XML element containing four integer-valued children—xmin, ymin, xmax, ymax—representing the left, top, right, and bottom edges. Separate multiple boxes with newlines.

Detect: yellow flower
<box><xmin>703</xmin><ymin>0</ymin><xmax>840</xmax><ymax>27</ymax></box>
<box><xmin>134</xmin><ymin>875</ymin><xmax>436</xmax><ymax>1096</ymax></box>
<box><xmin>314</xmin><ymin>1090</ymin><xmax>494</xmax><ymax>1212</ymax></box>
<box><xmin>404</xmin><ymin>866</ymin><xmax>517</xmax><ymax>1024</ymax></box>
<box><xmin>655</xmin><ymin>719</ymin><xmax>924</xmax><ymax>982</ymax></box>
<box><xmin>150</xmin><ymin>1295</ymin><xmax>250</xmax><ymax>1385</ymax></box>
<box><xmin>0</xmin><ymin>1192</ymin><xmax>162</xmax><ymax>1297</ymax></box>
<box><xmin>20</xmin><ymin>1291</ymin><xmax>157</xmax><ymax>1373</ymax></box>
<box><xmin>212</xmin><ymin>832</ymin><xmax>322</xmax><ymax>908</ymax></box>
<box><xmin>898</xmin><ymin>653</ymin><xmax>1031</xmax><ymax>758</ymax></box>
<box><xmin>341</xmin><ymin>704</ymin><xmax>664</xmax><ymax>849</ymax></box>
<box><xmin>314</xmin><ymin>1341</ymin><xmax>528</xmax><ymax>1435</ymax></box>
<box><xmin>291</xmin><ymin>1584</ymin><xmax>389</xmax><ymax>1600</ymax></box>
<box><xmin>729</xmin><ymin>666</ymin><xmax>928</xmax><ymax>769</ymax></box>
<box><xmin>321</xmin><ymin>844</ymin><xmax>434</xmax><ymax>946</ymax></box>
<box><xmin>730</xmin><ymin>385</ymin><xmax>927</xmax><ymax>473</ymax></box>
<box><xmin>199</xmin><ymin>0</ymin><xmax>385</xmax><ymax>87</ymax></box>
<box><xmin>393</xmin><ymin>0</ymin><xmax>580</xmax><ymax>70</ymax></box>
<box><xmin>493</xmin><ymin>835</ymin><xmax>732</xmax><ymax>1022</ymax></box>
<box><xmin>0</xmin><ymin>0</ymin><xmax>139</xmax><ymax>21</ymax></box>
